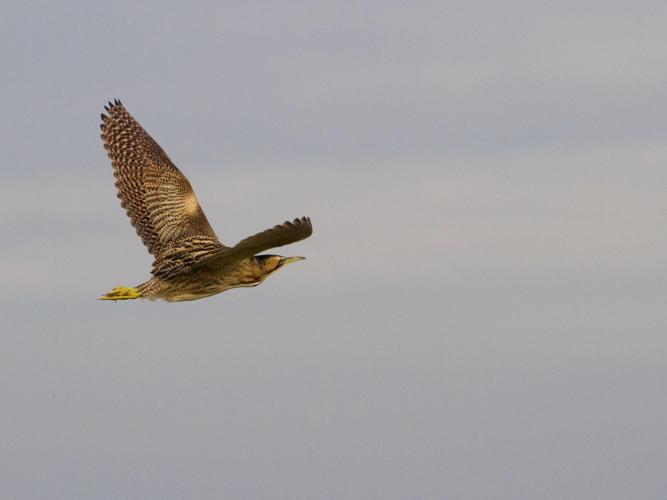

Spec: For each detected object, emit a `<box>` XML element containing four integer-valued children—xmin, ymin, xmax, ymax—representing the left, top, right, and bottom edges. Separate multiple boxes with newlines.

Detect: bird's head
<box><xmin>253</xmin><ymin>254</ymin><xmax>306</xmax><ymax>279</ymax></box>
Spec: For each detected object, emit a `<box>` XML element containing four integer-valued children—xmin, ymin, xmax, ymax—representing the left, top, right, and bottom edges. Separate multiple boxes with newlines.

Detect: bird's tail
<box><xmin>99</xmin><ymin>286</ymin><xmax>142</xmax><ymax>301</ymax></box>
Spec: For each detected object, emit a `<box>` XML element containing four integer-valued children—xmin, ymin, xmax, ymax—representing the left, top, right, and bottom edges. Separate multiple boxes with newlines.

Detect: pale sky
<box><xmin>1</xmin><ymin>1</ymin><xmax>666</xmax><ymax>499</ymax></box>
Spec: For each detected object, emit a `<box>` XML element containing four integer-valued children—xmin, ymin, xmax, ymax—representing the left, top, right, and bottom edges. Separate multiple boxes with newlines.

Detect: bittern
<box><xmin>98</xmin><ymin>99</ymin><xmax>312</xmax><ymax>302</ymax></box>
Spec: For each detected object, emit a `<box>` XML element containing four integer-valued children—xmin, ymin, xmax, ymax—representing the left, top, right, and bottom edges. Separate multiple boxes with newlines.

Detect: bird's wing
<box><xmin>100</xmin><ymin>100</ymin><xmax>223</xmax><ymax>261</ymax></box>
<box><xmin>154</xmin><ymin>217</ymin><xmax>312</xmax><ymax>278</ymax></box>
<box><xmin>224</xmin><ymin>217</ymin><xmax>313</xmax><ymax>262</ymax></box>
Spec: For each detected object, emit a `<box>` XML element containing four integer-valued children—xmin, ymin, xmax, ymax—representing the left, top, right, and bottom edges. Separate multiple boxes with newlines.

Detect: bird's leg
<box><xmin>99</xmin><ymin>286</ymin><xmax>142</xmax><ymax>301</ymax></box>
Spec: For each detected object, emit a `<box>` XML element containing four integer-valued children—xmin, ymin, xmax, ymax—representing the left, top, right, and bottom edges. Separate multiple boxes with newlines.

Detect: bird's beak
<box><xmin>280</xmin><ymin>256</ymin><xmax>306</xmax><ymax>266</ymax></box>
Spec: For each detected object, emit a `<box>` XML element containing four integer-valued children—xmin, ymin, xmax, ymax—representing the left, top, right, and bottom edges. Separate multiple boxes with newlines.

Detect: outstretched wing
<box><xmin>100</xmin><ymin>100</ymin><xmax>222</xmax><ymax>261</ymax></box>
<box><xmin>153</xmin><ymin>217</ymin><xmax>312</xmax><ymax>278</ymax></box>
<box><xmin>226</xmin><ymin>217</ymin><xmax>313</xmax><ymax>261</ymax></box>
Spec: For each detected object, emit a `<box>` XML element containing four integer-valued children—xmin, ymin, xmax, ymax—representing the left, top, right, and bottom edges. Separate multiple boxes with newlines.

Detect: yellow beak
<box><xmin>280</xmin><ymin>256</ymin><xmax>306</xmax><ymax>265</ymax></box>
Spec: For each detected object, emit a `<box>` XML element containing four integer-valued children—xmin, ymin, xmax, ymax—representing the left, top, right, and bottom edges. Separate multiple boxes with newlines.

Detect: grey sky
<box><xmin>1</xmin><ymin>1</ymin><xmax>666</xmax><ymax>499</ymax></box>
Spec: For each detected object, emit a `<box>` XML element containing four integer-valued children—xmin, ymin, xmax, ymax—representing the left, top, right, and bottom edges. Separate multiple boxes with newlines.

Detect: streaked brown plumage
<box><xmin>99</xmin><ymin>99</ymin><xmax>312</xmax><ymax>302</ymax></box>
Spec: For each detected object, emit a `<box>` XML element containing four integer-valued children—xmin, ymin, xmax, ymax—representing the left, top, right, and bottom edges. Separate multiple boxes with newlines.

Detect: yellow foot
<box><xmin>99</xmin><ymin>286</ymin><xmax>142</xmax><ymax>301</ymax></box>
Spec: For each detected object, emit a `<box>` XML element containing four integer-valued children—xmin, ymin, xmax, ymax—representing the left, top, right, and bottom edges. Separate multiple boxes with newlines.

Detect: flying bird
<box><xmin>98</xmin><ymin>99</ymin><xmax>312</xmax><ymax>302</ymax></box>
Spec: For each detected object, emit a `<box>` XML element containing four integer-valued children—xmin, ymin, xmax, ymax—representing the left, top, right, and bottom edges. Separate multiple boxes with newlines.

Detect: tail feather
<box><xmin>99</xmin><ymin>286</ymin><xmax>142</xmax><ymax>301</ymax></box>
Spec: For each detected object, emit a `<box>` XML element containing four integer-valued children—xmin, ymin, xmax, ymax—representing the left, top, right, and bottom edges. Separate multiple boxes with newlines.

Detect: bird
<box><xmin>98</xmin><ymin>99</ymin><xmax>312</xmax><ymax>302</ymax></box>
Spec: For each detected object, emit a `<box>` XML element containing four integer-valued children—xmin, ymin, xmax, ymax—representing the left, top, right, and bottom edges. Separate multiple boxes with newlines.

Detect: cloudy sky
<box><xmin>1</xmin><ymin>1</ymin><xmax>665</xmax><ymax>499</ymax></box>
